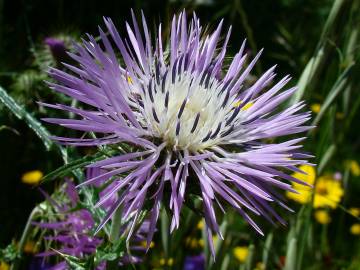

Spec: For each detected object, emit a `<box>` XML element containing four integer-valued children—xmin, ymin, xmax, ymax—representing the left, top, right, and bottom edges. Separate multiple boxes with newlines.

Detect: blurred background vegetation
<box><xmin>0</xmin><ymin>0</ymin><xmax>359</xmax><ymax>269</ymax></box>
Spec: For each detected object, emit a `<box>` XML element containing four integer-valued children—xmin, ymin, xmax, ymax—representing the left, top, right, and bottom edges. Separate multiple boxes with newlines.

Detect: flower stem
<box><xmin>109</xmin><ymin>206</ymin><xmax>122</xmax><ymax>243</ymax></box>
<box><xmin>106</xmin><ymin>207</ymin><xmax>123</xmax><ymax>270</ymax></box>
<box><xmin>10</xmin><ymin>207</ymin><xmax>40</xmax><ymax>270</ymax></box>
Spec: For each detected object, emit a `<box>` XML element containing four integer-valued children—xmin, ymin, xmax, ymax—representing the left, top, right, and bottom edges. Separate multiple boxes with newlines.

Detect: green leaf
<box><xmin>317</xmin><ymin>144</ymin><xmax>336</xmax><ymax>175</ymax></box>
<box><xmin>0</xmin><ymin>85</ymin><xmax>68</xmax><ymax>160</ymax></box>
<box><xmin>284</xmin><ymin>238</ymin><xmax>297</xmax><ymax>270</ymax></box>
<box><xmin>289</xmin><ymin>47</ymin><xmax>326</xmax><ymax>106</ymax></box>
<box><xmin>245</xmin><ymin>244</ymin><xmax>255</xmax><ymax>270</ymax></box>
<box><xmin>0</xmin><ymin>85</ymin><xmax>51</xmax><ymax>149</ymax></box>
<box><xmin>262</xmin><ymin>232</ymin><xmax>273</xmax><ymax>269</ymax></box>
<box><xmin>41</xmin><ymin>151</ymin><xmax>110</xmax><ymax>183</ymax></box>
<box><xmin>312</xmin><ymin>64</ymin><xmax>353</xmax><ymax>126</ymax></box>
<box><xmin>289</xmin><ymin>0</ymin><xmax>347</xmax><ymax>106</ymax></box>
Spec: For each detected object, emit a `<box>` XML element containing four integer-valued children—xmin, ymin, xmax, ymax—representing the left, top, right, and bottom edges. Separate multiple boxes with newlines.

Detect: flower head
<box><xmin>286</xmin><ymin>166</ymin><xmax>344</xmax><ymax>208</ymax></box>
<box><xmin>350</xmin><ymin>224</ymin><xmax>360</xmax><ymax>235</ymax></box>
<box><xmin>21</xmin><ymin>170</ymin><xmax>43</xmax><ymax>185</ymax></box>
<box><xmin>43</xmin><ymin>11</ymin><xmax>312</xmax><ymax>255</ymax></box>
<box><xmin>44</xmin><ymin>37</ymin><xmax>68</xmax><ymax>62</ymax></box>
<box><xmin>233</xmin><ymin>246</ymin><xmax>249</xmax><ymax>263</ymax></box>
<box><xmin>347</xmin><ymin>160</ymin><xmax>360</xmax><ymax>176</ymax></box>
<box><xmin>314</xmin><ymin>210</ymin><xmax>331</xmax><ymax>225</ymax></box>
<box><xmin>349</xmin><ymin>207</ymin><xmax>360</xmax><ymax>217</ymax></box>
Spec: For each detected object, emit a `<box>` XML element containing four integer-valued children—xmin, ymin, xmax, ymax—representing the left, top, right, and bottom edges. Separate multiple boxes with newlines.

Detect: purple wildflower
<box><xmin>42</xmin><ymin>11</ymin><xmax>312</xmax><ymax>256</ymax></box>
<box><xmin>44</xmin><ymin>37</ymin><xmax>68</xmax><ymax>63</ymax></box>
<box><xmin>34</xmin><ymin>181</ymin><xmax>103</xmax><ymax>270</ymax></box>
<box><xmin>34</xmin><ymin>181</ymin><xmax>147</xmax><ymax>269</ymax></box>
<box><xmin>184</xmin><ymin>254</ymin><xmax>205</xmax><ymax>270</ymax></box>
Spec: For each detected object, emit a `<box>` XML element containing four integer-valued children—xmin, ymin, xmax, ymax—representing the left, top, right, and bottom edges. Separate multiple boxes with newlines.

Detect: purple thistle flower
<box><xmin>42</xmin><ymin>10</ymin><xmax>313</xmax><ymax>256</ymax></box>
<box><xmin>34</xmin><ymin>181</ymin><xmax>147</xmax><ymax>269</ymax></box>
<box><xmin>44</xmin><ymin>37</ymin><xmax>68</xmax><ymax>63</ymax></box>
<box><xmin>34</xmin><ymin>181</ymin><xmax>103</xmax><ymax>270</ymax></box>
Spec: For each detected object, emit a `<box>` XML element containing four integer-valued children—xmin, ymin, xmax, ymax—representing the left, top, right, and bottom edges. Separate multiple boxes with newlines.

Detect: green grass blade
<box><xmin>312</xmin><ymin>64</ymin><xmax>353</xmax><ymax>126</ymax></box>
<box><xmin>284</xmin><ymin>238</ymin><xmax>297</xmax><ymax>270</ymax></box>
<box><xmin>317</xmin><ymin>144</ymin><xmax>337</xmax><ymax>175</ymax></box>
<box><xmin>262</xmin><ymin>232</ymin><xmax>273</xmax><ymax>269</ymax></box>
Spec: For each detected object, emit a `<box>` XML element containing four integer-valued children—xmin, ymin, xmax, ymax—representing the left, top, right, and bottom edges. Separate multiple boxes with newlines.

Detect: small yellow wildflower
<box><xmin>348</xmin><ymin>160</ymin><xmax>360</xmax><ymax>176</ymax></box>
<box><xmin>314</xmin><ymin>210</ymin><xmax>331</xmax><ymax>225</ymax></box>
<box><xmin>197</xmin><ymin>220</ymin><xmax>204</xmax><ymax>230</ymax></box>
<box><xmin>198</xmin><ymin>238</ymin><xmax>204</xmax><ymax>247</ymax></box>
<box><xmin>255</xmin><ymin>262</ymin><xmax>265</xmax><ymax>270</ymax></box>
<box><xmin>286</xmin><ymin>166</ymin><xmax>344</xmax><ymax>209</ymax></box>
<box><xmin>159</xmin><ymin>258</ymin><xmax>174</xmax><ymax>266</ymax></box>
<box><xmin>233</xmin><ymin>100</ymin><xmax>254</xmax><ymax>110</ymax></box>
<box><xmin>24</xmin><ymin>241</ymin><xmax>37</xmax><ymax>254</ymax></box>
<box><xmin>21</xmin><ymin>170</ymin><xmax>43</xmax><ymax>185</ymax></box>
<box><xmin>310</xmin><ymin>103</ymin><xmax>321</xmax><ymax>113</ymax></box>
<box><xmin>185</xmin><ymin>237</ymin><xmax>200</xmax><ymax>249</ymax></box>
<box><xmin>286</xmin><ymin>165</ymin><xmax>315</xmax><ymax>204</ymax></box>
<box><xmin>190</xmin><ymin>238</ymin><xmax>198</xmax><ymax>249</ymax></box>
<box><xmin>140</xmin><ymin>241</ymin><xmax>155</xmax><ymax>248</ymax></box>
<box><xmin>233</xmin><ymin>246</ymin><xmax>249</xmax><ymax>263</ymax></box>
<box><xmin>350</xmin><ymin>224</ymin><xmax>360</xmax><ymax>235</ymax></box>
<box><xmin>313</xmin><ymin>176</ymin><xmax>344</xmax><ymax>209</ymax></box>
<box><xmin>349</xmin><ymin>208</ymin><xmax>360</xmax><ymax>218</ymax></box>
<box><xmin>0</xmin><ymin>262</ymin><xmax>9</xmax><ymax>270</ymax></box>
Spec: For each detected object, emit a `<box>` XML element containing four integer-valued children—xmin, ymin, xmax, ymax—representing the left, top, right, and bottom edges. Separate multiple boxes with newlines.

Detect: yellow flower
<box><xmin>286</xmin><ymin>166</ymin><xmax>344</xmax><ymax>209</ymax></box>
<box><xmin>255</xmin><ymin>262</ymin><xmax>265</xmax><ymax>270</ymax></box>
<box><xmin>21</xmin><ymin>170</ymin><xmax>43</xmax><ymax>185</ymax></box>
<box><xmin>198</xmin><ymin>239</ymin><xmax>204</xmax><ymax>248</ymax></box>
<box><xmin>350</xmin><ymin>224</ymin><xmax>360</xmax><ymax>235</ymax></box>
<box><xmin>185</xmin><ymin>237</ymin><xmax>201</xmax><ymax>249</ymax></box>
<box><xmin>233</xmin><ymin>100</ymin><xmax>254</xmax><ymax>110</ymax></box>
<box><xmin>233</xmin><ymin>246</ymin><xmax>249</xmax><ymax>263</ymax></box>
<box><xmin>314</xmin><ymin>210</ymin><xmax>331</xmax><ymax>224</ymax></box>
<box><xmin>349</xmin><ymin>208</ymin><xmax>360</xmax><ymax>218</ymax></box>
<box><xmin>0</xmin><ymin>262</ymin><xmax>9</xmax><ymax>270</ymax></box>
<box><xmin>313</xmin><ymin>176</ymin><xmax>344</xmax><ymax>209</ymax></box>
<box><xmin>23</xmin><ymin>241</ymin><xmax>37</xmax><ymax>254</ymax></box>
<box><xmin>286</xmin><ymin>165</ymin><xmax>315</xmax><ymax>204</ymax></box>
<box><xmin>348</xmin><ymin>160</ymin><xmax>360</xmax><ymax>176</ymax></box>
<box><xmin>310</xmin><ymin>103</ymin><xmax>321</xmax><ymax>113</ymax></box>
<box><xmin>140</xmin><ymin>241</ymin><xmax>155</xmax><ymax>248</ymax></box>
<box><xmin>159</xmin><ymin>258</ymin><xmax>174</xmax><ymax>266</ymax></box>
<box><xmin>197</xmin><ymin>220</ymin><xmax>204</xmax><ymax>230</ymax></box>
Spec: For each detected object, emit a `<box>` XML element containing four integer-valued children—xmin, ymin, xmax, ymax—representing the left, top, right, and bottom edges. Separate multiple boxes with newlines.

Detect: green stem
<box><xmin>109</xmin><ymin>207</ymin><xmax>123</xmax><ymax>243</ymax></box>
<box><xmin>161</xmin><ymin>208</ymin><xmax>170</xmax><ymax>270</ymax></box>
<box><xmin>10</xmin><ymin>207</ymin><xmax>40</xmax><ymax>270</ymax></box>
<box><xmin>106</xmin><ymin>207</ymin><xmax>123</xmax><ymax>270</ymax></box>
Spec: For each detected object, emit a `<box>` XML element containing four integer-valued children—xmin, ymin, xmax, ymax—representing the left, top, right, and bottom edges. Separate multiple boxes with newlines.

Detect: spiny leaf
<box><xmin>41</xmin><ymin>151</ymin><xmax>112</xmax><ymax>183</ymax></box>
<box><xmin>0</xmin><ymin>85</ymin><xmax>68</xmax><ymax>160</ymax></box>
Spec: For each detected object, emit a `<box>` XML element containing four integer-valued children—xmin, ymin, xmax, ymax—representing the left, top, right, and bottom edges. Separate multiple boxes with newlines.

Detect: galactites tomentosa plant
<box><xmin>41</xmin><ymin>10</ymin><xmax>313</xmax><ymax>256</ymax></box>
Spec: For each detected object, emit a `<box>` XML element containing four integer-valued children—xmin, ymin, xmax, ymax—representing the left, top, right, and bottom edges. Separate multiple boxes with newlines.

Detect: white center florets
<box><xmin>136</xmin><ymin>69</ymin><xmax>249</xmax><ymax>152</ymax></box>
